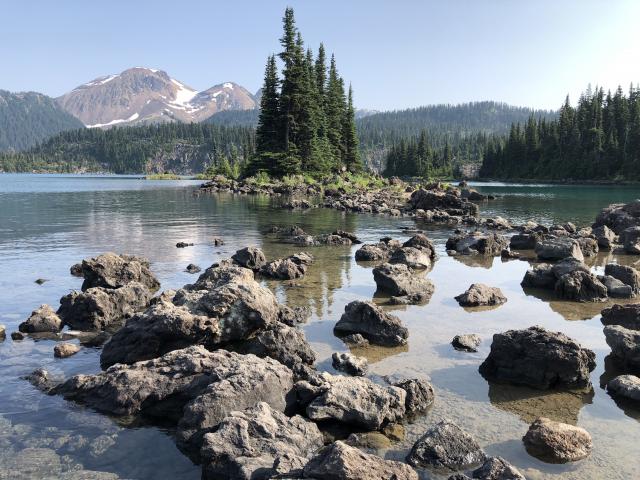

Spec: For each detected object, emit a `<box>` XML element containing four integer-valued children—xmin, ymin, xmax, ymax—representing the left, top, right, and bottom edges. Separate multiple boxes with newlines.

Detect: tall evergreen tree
<box><xmin>343</xmin><ymin>85</ymin><xmax>361</xmax><ymax>171</ymax></box>
<box><xmin>251</xmin><ymin>55</ymin><xmax>280</xmax><ymax>173</ymax></box>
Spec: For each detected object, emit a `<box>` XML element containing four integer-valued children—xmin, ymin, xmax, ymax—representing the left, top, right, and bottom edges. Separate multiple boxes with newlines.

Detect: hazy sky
<box><xmin>2</xmin><ymin>0</ymin><xmax>639</xmax><ymax>111</ymax></box>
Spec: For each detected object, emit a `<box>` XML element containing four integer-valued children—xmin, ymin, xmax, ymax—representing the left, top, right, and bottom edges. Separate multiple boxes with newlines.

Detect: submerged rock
<box><xmin>406</xmin><ymin>420</ymin><xmax>486</xmax><ymax>471</ymax></box>
<box><xmin>303</xmin><ymin>440</ymin><xmax>419</xmax><ymax>480</ymax></box>
<box><xmin>522</xmin><ymin>417</ymin><xmax>592</xmax><ymax>463</ymax></box>
<box><xmin>479</xmin><ymin>326</ymin><xmax>596</xmax><ymax>389</ymax></box>
<box><xmin>185</xmin><ymin>264</ymin><xmax>201</xmax><ymax>274</ymax></box>
<box><xmin>79</xmin><ymin>252</ymin><xmax>160</xmax><ymax>291</ymax></box>
<box><xmin>57</xmin><ymin>282</ymin><xmax>152</xmax><ymax>331</ymax></box>
<box><xmin>455</xmin><ymin>284</ymin><xmax>507</xmax><ymax>307</ymax></box>
<box><xmin>373</xmin><ymin>263</ymin><xmax>434</xmax><ymax>304</ymax></box>
<box><xmin>18</xmin><ymin>305</ymin><xmax>62</xmax><ymax>333</ymax></box>
<box><xmin>535</xmin><ymin>237</ymin><xmax>584</xmax><ymax>262</ymax></box>
<box><xmin>300</xmin><ymin>372</ymin><xmax>406</xmax><ymax>430</ymax></box>
<box><xmin>332</xmin><ymin>352</ymin><xmax>368</xmax><ymax>376</ymax></box>
<box><xmin>607</xmin><ymin>374</ymin><xmax>640</xmax><ymax>403</ymax></box>
<box><xmin>200</xmin><ymin>402</ymin><xmax>323</xmax><ymax>480</ymax></box>
<box><xmin>604</xmin><ymin>325</ymin><xmax>640</xmax><ymax>369</ymax></box>
<box><xmin>334</xmin><ymin>300</ymin><xmax>408</xmax><ymax>347</ymax></box>
<box><xmin>54</xmin><ymin>343</ymin><xmax>80</xmax><ymax>358</ymax></box>
<box><xmin>452</xmin><ymin>334</ymin><xmax>481</xmax><ymax>352</ymax></box>
<box><xmin>471</xmin><ymin>457</ymin><xmax>525</xmax><ymax>480</ymax></box>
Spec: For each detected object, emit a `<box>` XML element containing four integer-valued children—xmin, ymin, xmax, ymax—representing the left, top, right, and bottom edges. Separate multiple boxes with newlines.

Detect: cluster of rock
<box><xmin>522</xmin><ymin>257</ymin><xmax>640</xmax><ymax>302</ymax></box>
<box><xmin>446</xmin><ymin>230</ymin><xmax>509</xmax><ymax>256</ymax></box>
<box><xmin>356</xmin><ymin>233</ymin><xmax>436</xmax><ymax>268</ymax></box>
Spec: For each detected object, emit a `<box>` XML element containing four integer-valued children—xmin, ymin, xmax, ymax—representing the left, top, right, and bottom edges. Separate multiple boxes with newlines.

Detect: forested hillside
<box><xmin>480</xmin><ymin>85</ymin><xmax>640</xmax><ymax>180</ymax></box>
<box><xmin>0</xmin><ymin>123</ymin><xmax>254</xmax><ymax>174</ymax></box>
<box><xmin>0</xmin><ymin>90</ymin><xmax>84</xmax><ymax>151</ymax></box>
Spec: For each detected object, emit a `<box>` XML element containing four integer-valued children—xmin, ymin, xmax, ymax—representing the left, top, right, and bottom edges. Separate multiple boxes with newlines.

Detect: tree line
<box><xmin>480</xmin><ymin>85</ymin><xmax>640</xmax><ymax>180</ymax></box>
<box><xmin>248</xmin><ymin>8</ymin><xmax>361</xmax><ymax>176</ymax></box>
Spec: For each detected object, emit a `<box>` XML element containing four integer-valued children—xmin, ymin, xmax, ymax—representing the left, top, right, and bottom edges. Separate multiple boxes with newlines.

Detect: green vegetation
<box><xmin>0</xmin><ymin>90</ymin><xmax>84</xmax><ymax>152</ymax></box>
<box><xmin>145</xmin><ymin>173</ymin><xmax>181</xmax><ymax>180</ymax></box>
<box><xmin>480</xmin><ymin>85</ymin><xmax>640</xmax><ymax>180</ymax></box>
<box><xmin>0</xmin><ymin>123</ymin><xmax>255</xmax><ymax>174</ymax></box>
<box><xmin>248</xmin><ymin>8</ymin><xmax>361</xmax><ymax>177</ymax></box>
<box><xmin>383</xmin><ymin>131</ymin><xmax>455</xmax><ymax>179</ymax></box>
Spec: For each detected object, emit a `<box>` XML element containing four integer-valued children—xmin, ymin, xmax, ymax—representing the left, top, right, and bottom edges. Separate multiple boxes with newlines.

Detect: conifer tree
<box><xmin>251</xmin><ymin>55</ymin><xmax>280</xmax><ymax>173</ymax></box>
<box><xmin>343</xmin><ymin>85</ymin><xmax>361</xmax><ymax>171</ymax></box>
<box><xmin>326</xmin><ymin>55</ymin><xmax>346</xmax><ymax>170</ymax></box>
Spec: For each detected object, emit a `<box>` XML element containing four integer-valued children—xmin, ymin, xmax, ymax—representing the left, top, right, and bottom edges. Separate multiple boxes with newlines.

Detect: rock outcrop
<box><xmin>79</xmin><ymin>252</ymin><xmax>160</xmax><ymax>291</ymax></box>
<box><xmin>535</xmin><ymin>238</ymin><xmax>584</xmax><ymax>262</ymax></box>
<box><xmin>18</xmin><ymin>305</ymin><xmax>62</xmax><ymax>333</ymax></box>
<box><xmin>479</xmin><ymin>326</ymin><xmax>596</xmax><ymax>389</ymax></box>
<box><xmin>446</xmin><ymin>232</ymin><xmax>508</xmax><ymax>256</ymax></box>
<box><xmin>594</xmin><ymin>200</ymin><xmax>640</xmax><ymax>234</ymax></box>
<box><xmin>604</xmin><ymin>325</ymin><xmax>640</xmax><ymax>369</ymax></box>
<box><xmin>334</xmin><ymin>301</ymin><xmax>408</xmax><ymax>347</ymax></box>
<box><xmin>259</xmin><ymin>252</ymin><xmax>314</xmax><ymax>280</ymax></box>
<box><xmin>455</xmin><ymin>284</ymin><xmax>507</xmax><ymax>307</ymax></box>
<box><xmin>554</xmin><ymin>270</ymin><xmax>608</xmax><ymax>302</ymax></box>
<box><xmin>231</xmin><ymin>246</ymin><xmax>267</xmax><ymax>270</ymax></box>
<box><xmin>601</xmin><ymin>303</ymin><xmax>640</xmax><ymax>329</ymax></box>
<box><xmin>373</xmin><ymin>263</ymin><xmax>435</xmax><ymax>304</ymax></box>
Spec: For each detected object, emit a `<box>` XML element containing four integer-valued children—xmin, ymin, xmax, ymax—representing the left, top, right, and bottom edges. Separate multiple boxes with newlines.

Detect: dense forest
<box><xmin>0</xmin><ymin>123</ymin><xmax>254</xmax><ymax>174</ymax></box>
<box><xmin>0</xmin><ymin>90</ymin><xmax>84</xmax><ymax>151</ymax></box>
<box><xmin>480</xmin><ymin>85</ymin><xmax>640</xmax><ymax>180</ymax></box>
<box><xmin>248</xmin><ymin>8</ymin><xmax>360</xmax><ymax>176</ymax></box>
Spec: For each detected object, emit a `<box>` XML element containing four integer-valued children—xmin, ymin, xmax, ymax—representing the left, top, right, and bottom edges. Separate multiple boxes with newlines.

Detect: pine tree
<box><xmin>326</xmin><ymin>55</ymin><xmax>346</xmax><ymax>170</ymax></box>
<box><xmin>343</xmin><ymin>85</ymin><xmax>361</xmax><ymax>172</ymax></box>
<box><xmin>251</xmin><ymin>55</ymin><xmax>281</xmax><ymax>173</ymax></box>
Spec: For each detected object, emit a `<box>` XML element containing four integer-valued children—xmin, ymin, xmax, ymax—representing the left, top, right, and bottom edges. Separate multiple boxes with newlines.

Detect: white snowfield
<box><xmin>86</xmin><ymin>112</ymin><xmax>139</xmax><ymax>128</ymax></box>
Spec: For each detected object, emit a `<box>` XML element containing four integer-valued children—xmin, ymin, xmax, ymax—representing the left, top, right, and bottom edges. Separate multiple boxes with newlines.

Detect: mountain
<box><xmin>56</xmin><ymin>67</ymin><xmax>256</xmax><ymax>128</ymax></box>
<box><xmin>0</xmin><ymin>90</ymin><xmax>84</xmax><ymax>151</ymax></box>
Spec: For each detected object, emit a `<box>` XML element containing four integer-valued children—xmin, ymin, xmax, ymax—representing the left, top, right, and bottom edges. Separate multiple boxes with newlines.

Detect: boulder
<box><xmin>260</xmin><ymin>252</ymin><xmax>314</xmax><ymax>280</ymax></box>
<box><xmin>521</xmin><ymin>263</ymin><xmax>556</xmax><ymax>289</ymax></box>
<box><xmin>620</xmin><ymin>226</ymin><xmax>640</xmax><ymax>254</ymax></box>
<box><xmin>212</xmin><ymin>236</ymin><xmax>225</xmax><ymax>246</ymax></box>
<box><xmin>522</xmin><ymin>417</ymin><xmax>592</xmax><ymax>463</ymax></box>
<box><xmin>393</xmin><ymin>378</ymin><xmax>435</xmax><ymax>414</ymax></box>
<box><xmin>390</xmin><ymin>247</ymin><xmax>432</xmax><ymax>269</ymax></box>
<box><xmin>601</xmin><ymin>303</ymin><xmax>640</xmax><ymax>329</ymax></box>
<box><xmin>18</xmin><ymin>305</ymin><xmax>62</xmax><ymax>333</ymax></box>
<box><xmin>332</xmin><ymin>352</ymin><xmax>368</xmax><ymax>376</ymax></box>
<box><xmin>57</xmin><ymin>282</ymin><xmax>153</xmax><ymax>331</ymax></box>
<box><xmin>575</xmin><ymin>237</ymin><xmax>599</xmax><ymax>257</ymax></box>
<box><xmin>341</xmin><ymin>333</ymin><xmax>369</xmax><ymax>347</ymax></box>
<box><xmin>300</xmin><ymin>373</ymin><xmax>406</xmax><ymax>430</ymax></box>
<box><xmin>100</xmin><ymin>265</ymin><xmax>280</xmax><ymax>368</ymax></box>
<box><xmin>409</xmin><ymin>188</ymin><xmax>478</xmax><ymax>216</ymax></box>
<box><xmin>479</xmin><ymin>326</ymin><xmax>596</xmax><ymax>389</ymax></box>
<box><xmin>471</xmin><ymin>457</ymin><xmax>525</xmax><ymax>480</ymax></box>
<box><xmin>452</xmin><ymin>334</ymin><xmax>481</xmax><ymax>352</ymax></box>
<box><xmin>592</xmin><ymin>225</ymin><xmax>616</xmax><ymax>249</ymax></box>
<box><xmin>446</xmin><ymin>232</ymin><xmax>508</xmax><ymax>256</ymax></box>
<box><xmin>455</xmin><ymin>284</ymin><xmax>507</xmax><ymax>307</ymax></box>
<box><xmin>554</xmin><ymin>271</ymin><xmax>608</xmax><ymax>302</ymax></box>
<box><xmin>607</xmin><ymin>374</ymin><xmax>640</xmax><ymax>403</ymax></box>
<box><xmin>403</xmin><ymin>234</ymin><xmax>437</xmax><ymax>260</ymax></box>
<box><xmin>334</xmin><ymin>300</ymin><xmax>408</xmax><ymax>347</ymax></box>
<box><xmin>604</xmin><ymin>325</ymin><xmax>640</xmax><ymax>369</ymax></box>
<box><xmin>599</xmin><ymin>275</ymin><xmax>634</xmax><ymax>298</ymax></box>
<box><xmin>604</xmin><ymin>263</ymin><xmax>640</xmax><ymax>294</ymax></box>
<box><xmin>550</xmin><ymin>257</ymin><xmax>590</xmax><ymax>279</ymax></box>
<box><xmin>355</xmin><ymin>243</ymin><xmax>391</xmax><ymax>261</ymax></box>
<box><xmin>535</xmin><ymin>238</ymin><xmax>584</xmax><ymax>262</ymax></box>
<box><xmin>406</xmin><ymin>420</ymin><xmax>486</xmax><ymax>471</ymax></box>
<box><xmin>373</xmin><ymin>263</ymin><xmax>434</xmax><ymax>304</ymax></box>
<box><xmin>54</xmin><ymin>343</ymin><xmax>80</xmax><ymax>358</ymax></box>
<box><xmin>510</xmin><ymin>232</ymin><xmax>543</xmax><ymax>250</ymax></box>
<box><xmin>200</xmin><ymin>402</ymin><xmax>323</xmax><ymax>480</ymax></box>
<box><xmin>232</xmin><ymin>246</ymin><xmax>267</xmax><ymax>270</ymax></box>
<box><xmin>593</xmin><ymin>201</ymin><xmax>640</xmax><ymax>234</ymax></box>
<box><xmin>79</xmin><ymin>252</ymin><xmax>160</xmax><ymax>291</ymax></box>
<box><xmin>185</xmin><ymin>264</ymin><xmax>201</xmax><ymax>274</ymax></box>
<box><xmin>303</xmin><ymin>441</ymin><xmax>419</xmax><ymax>480</ymax></box>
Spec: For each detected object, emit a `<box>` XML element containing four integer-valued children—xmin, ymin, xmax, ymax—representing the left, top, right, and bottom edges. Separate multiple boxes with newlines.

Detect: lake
<box><xmin>1</xmin><ymin>174</ymin><xmax>639</xmax><ymax>479</ymax></box>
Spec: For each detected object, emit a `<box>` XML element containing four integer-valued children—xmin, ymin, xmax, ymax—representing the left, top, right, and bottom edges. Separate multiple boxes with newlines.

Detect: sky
<box><xmin>1</xmin><ymin>0</ymin><xmax>639</xmax><ymax>111</ymax></box>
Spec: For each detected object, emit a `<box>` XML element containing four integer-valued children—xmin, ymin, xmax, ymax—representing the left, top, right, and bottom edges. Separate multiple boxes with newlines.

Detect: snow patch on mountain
<box><xmin>87</xmin><ymin>112</ymin><xmax>139</xmax><ymax>128</ymax></box>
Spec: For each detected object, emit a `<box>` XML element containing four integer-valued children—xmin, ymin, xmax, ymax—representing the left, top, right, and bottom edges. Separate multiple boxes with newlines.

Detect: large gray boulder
<box><xmin>599</xmin><ymin>275</ymin><xmax>634</xmax><ymax>298</ymax></box>
<box><xmin>409</xmin><ymin>188</ymin><xmax>478</xmax><ymax>216</ymax></box>
<box><xmin>299</xmin><ymin>372</ymin><xmax>406</xmax><ymax>430</ymax></box>
<box><xmin>232</xmin><ymin>246</ymin><xmax>267</xmax><ymax>270</ymax></box>
<box><xmin>446</xmin><ymin>232</ymin><xmax>508</xmax><ymax>256</ymax></box>
<box><xmin>406</xmin><ymin>420</ymin><xmax>486</xmax><ymax>471</ymax></box>
<box><xmin>479</xmin><ymin>326</ymin><xmax>596</xmax><ymax>389</ymax></box>
<box><xmin>57</xmin><ymin>282</ymin><xmax>152</xmax><ymax>331</ymax></box>
<box><xmin>79</xmin><ymin>252</ymin><xmax>160</xmax><ymax>291</ymax></box>
<box><xmin>403</xmin><ymin>234</ymin><xmax>437</xmax><ymax>260</ymax></box>
<box><xmin>620</xmin><ymin>226</ymin><xmax>640</xmax><ymax>254</ymax></box>
<box><xmin>372</xmin><ymin>263</ymin><xmax>434</xmax><ymax>304</ymax></box>
<box><xmin>100</xmin><ymin>265</ymin><xmax>280</xmax><ymax>368</ymax></box>
<box><xmin>455</xmin><ymin>284</ymin><xmax>507</xmax><ymax>307</ymax></box>
<box><xmin>554</xmin><ymin>271</ymin><xmax>608</xmax><ymax>302</ymax></box>
<box><xmin>522</xmin><ymin>417</ymin><xmax>592</xmax><ymax>463</ymax></box>
<box><xmin>521</xmin><ymin>263</ymin><xmax>556</xmax><ymax>289</ymax></box>
<box><xmin>592</xmin><ymin>225</ymin><xmax>616</xmax><ymax>249</ymax></box>
<box><xmin>594</xmin><ymin>200</ymin><xmax>640</xmax><ymax>234</ymax></box>
<box><xmin>510</xmin><ymin>232</ymin><xmax>543</xmax><ymax>250</ymax></box>
<box><xmin>393</xmin><ymin>378</ymin><xmax>435</xmax><ymax>414</ymax></box>
<box><xmin>303</xmin><ymin>440</ymin><xmax>419</xmax><ymax>480</ymax></box>
<box><xmin>601</xmin><ymin>303</ymin><xmax>640</xmax><ymax>329</ymax></box>
<box><xmin>259</xmin><ymin>252</ymin><xmax>314</xmax><ymax>280</ymax></box>
<box><xmin>199</xmin><ymin>402</ymin><xmax>322</xmax><ymax>480</ymax></box>
<box><xmin>535</xmin><ymin>237</ymin><xmax>584</xmax><ymax>262</ymax></box>
<box><xmin>604</xmin><ymin>263</ymin><xmax>640</xmax><ymax>294</ymax></box>
<box><xmin>604</xmin><ymin>325</ymin><xmax>640</xmax><ymax>369</ymax></box>
<box><xmin>18</xmin><ymin>305</ymin><xmax>62</xmax><ymax>333</ymax></box>
<box><xmin>607</xmin><ymin>374</ymin><xmax>640</xmax><ymax>403</ymax></box>
<box><xmin>390</xmin><ymin>247</ymin><xmax>432</xmax><ymax>269</ymax></box>
<box><xmin>334</xmin><ymin>300</ymin><xmax>408</xmax><ymax>347</ymax></box>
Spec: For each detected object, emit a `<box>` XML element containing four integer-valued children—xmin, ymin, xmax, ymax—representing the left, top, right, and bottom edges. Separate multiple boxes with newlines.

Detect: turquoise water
<box><xmin>1</xmin><ymin>174</ymin><xmax>639</xmax><ymax>479</ymax></box>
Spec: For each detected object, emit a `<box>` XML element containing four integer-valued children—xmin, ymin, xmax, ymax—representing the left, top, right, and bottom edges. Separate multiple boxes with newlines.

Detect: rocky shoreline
<box><xmin>8</xmin><ymin>189</ymin><xmax>640</xmax><ymax>479</ymax></box>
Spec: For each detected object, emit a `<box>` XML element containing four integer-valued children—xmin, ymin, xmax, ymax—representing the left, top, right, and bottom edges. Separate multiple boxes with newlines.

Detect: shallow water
<box><xmin>1</xmin><ymin>174</ymin><xmax>639</xmax><ymax>479</ymax></box>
